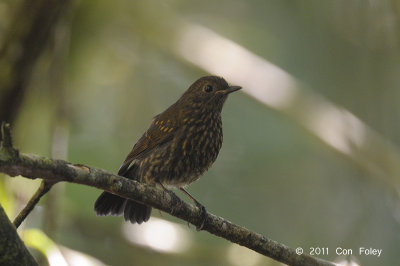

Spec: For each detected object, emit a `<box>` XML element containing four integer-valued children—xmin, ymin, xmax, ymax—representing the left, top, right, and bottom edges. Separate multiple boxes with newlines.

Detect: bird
<box><xmin>94</xmin><ymin>76</ymin><xmax>241</xmax><ymax>227</ymax></box>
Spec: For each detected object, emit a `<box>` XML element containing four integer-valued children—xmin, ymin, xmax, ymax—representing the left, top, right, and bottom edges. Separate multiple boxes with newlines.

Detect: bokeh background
<box><xmin>1</xmin><ymin>0</ymin><xmax>400</xmax><ymax>265</ymax></box>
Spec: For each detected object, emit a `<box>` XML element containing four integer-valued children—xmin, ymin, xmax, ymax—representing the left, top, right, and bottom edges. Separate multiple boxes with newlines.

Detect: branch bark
<box><xmin>0</xmin><ymin>123</ymin><xmax>335</xmax><ymax>266</ymax></box>
<box><xmin>0</xmin><ymin>204</ymin><xmax>38</xmax><ymax>265</ymax></box>
<box><xmin>13</xmin><ymin>180</ymin><xmax>54</xmax><ymax>228</ymax></box>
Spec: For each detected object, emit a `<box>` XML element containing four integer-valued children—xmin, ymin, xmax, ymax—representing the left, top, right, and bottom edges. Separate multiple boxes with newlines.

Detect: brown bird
<box><xmin>94</xmin><ymin>76</ymin><xmax>241</xmax><ymax>226</ymax></box>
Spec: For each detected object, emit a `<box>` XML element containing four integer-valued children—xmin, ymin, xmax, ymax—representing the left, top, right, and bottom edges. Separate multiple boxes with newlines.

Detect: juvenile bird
<box><xmin>94</xmin><ymin>76</ymin><xmax>241</xmax><ymax>226</ymax></box>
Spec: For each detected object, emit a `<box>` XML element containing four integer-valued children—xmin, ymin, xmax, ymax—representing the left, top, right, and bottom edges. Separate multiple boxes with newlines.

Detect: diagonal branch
<box><xmin>13</xmin><ymin>180</ymin><xmax>55</xmax><ymax>228</ymax></box>
<box><xmin>0</xmin><ymin>123</ymin><xmax>335</xmax><ymax>266</ymax></box>
<box><xmin>0</xmin><ymin>203</ymin><xmax>38</xmax><ymax>265</ymax></box>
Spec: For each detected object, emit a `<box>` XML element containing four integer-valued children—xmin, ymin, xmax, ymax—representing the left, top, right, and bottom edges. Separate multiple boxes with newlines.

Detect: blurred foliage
<box><xmin>1</xmin><ymin>0</ymin><xmax>400</xmax><ymax>265</ymax></box>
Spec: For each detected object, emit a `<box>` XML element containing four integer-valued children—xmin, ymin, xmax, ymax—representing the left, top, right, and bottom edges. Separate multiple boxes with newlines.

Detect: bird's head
<box><xmin>179</xmin><ymin>76</ymin><xmax>241</xmax><ymax>113</ymax></box>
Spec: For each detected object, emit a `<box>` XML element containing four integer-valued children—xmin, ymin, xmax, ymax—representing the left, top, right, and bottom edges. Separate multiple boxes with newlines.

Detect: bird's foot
<box><xmin>195</xmin><ymin>201</ymin><xmax>207</xmax><ymax>231</ymax></box>
<box><xmin>158</xmin><ymin>182</ymin><xmax>177</xmax><ymax>214</ymax></box>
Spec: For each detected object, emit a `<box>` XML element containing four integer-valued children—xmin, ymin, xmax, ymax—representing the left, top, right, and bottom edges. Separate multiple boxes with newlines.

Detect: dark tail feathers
<box><xmin>94</xmin><ymin>192</ymin><xmax>151</xmax><ymax>224</ymax></box>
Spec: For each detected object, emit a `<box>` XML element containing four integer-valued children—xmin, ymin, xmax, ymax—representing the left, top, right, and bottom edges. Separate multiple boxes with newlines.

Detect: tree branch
<box><xmin>0</xmin><ymin>123</ymin><xmax>335</xmax><ymax>266</ymax></box>
<box><xmin>0</xmin><ymin>203</ymin><xmax>38</xmax><ymax>265</ymax></box>
<box><xmin>13</xmin><ymin>180</ymin><xmax>54</xmax><ymax>228</ymax></box>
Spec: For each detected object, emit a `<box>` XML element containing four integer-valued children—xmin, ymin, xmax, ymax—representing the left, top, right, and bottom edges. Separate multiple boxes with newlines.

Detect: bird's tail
<box><xmin>94</xmin><ymin>191</ymin><xmax>152</xmax><ymax>224</ymax></box>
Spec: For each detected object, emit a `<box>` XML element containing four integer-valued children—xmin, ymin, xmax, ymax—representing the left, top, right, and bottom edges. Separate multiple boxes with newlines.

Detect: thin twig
<box><xmin>13</xmin><ymin>180</ymin><xmax>55</xmax><ymax>228</ymax></box>
<box><xmin>1</xmin><ymin>122</ymin><xmax>13</xmax><ymax>149</ymax></box>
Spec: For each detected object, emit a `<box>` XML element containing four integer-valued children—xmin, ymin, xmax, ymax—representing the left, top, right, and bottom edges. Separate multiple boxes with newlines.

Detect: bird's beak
<box><xmin>225</xmin><ymin>85</ymin><xmax>242</xmax><ymax>94</ymax></box>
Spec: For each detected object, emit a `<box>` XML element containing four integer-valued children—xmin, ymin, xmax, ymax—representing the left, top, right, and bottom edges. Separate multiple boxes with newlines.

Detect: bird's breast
<box><xmin>138</xmin><ymin>113</ymin><xmax>223</xmax><ymax>187</ymax></box>
<box><xmin>165</xmin><ymin>114</ymin><xmax>222</xmax><ymax>184</ymax></box>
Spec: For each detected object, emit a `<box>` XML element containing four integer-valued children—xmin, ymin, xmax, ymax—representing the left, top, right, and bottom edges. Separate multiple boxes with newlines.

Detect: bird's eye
<box><xmin>204</xmin><ymin>85</ymin><xmax>213</xmax><ymax>92</ymax></box>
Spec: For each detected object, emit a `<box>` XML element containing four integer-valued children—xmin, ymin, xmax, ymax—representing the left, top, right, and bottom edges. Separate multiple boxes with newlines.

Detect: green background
<box><xmin>1</xmin><ymin>0</ymin><xmax>400</xmax><ymax>265</ymax></box>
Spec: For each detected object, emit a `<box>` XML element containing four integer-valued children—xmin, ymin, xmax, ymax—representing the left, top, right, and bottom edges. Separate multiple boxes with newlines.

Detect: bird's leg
<box><xmin>158</xmin><ymin>181</ymin><xmax>169</xmax><ymax>192</ymax></box>
<box><xmin>179</xmin><ymin>188</ymin><xmax>207</xmax><ymax>231</ymax></box>
<box><xmin>157</xmin><ymin>182</ymin><xmax>178</xmax><ymax>215</ymax></box>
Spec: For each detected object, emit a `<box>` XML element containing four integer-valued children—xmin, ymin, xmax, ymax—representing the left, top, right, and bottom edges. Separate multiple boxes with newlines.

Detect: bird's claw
<box><xmin>195</xmin><ymin>202</ymin><xmax>207</xmax><ymax>231</ymax></box>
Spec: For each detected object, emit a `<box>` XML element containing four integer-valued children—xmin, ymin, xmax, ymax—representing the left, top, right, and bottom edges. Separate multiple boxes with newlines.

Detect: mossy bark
<box><xmin>0</xmin><ymin>204</ymin><xmax>38</xmax><ymax>265</ymax></box>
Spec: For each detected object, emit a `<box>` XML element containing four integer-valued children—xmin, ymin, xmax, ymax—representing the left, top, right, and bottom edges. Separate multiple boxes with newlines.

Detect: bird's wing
<box><xmin>118</xmin><ymin>107</ymin><xmax>180</xmax><ymax>176</ymax></box>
